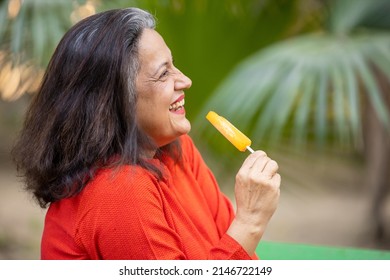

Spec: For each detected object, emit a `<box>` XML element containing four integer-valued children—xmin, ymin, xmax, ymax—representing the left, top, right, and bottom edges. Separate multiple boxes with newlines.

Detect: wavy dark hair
<box><xmin>12</xmin><ymin>8</ymin><xmax>181</xmax><ymax>208</ymax></box>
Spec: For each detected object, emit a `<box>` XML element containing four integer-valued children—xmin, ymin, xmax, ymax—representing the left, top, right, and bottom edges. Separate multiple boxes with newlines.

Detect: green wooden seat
<box><xmin>256</xmin><ymin>241</ymin><xmax>390</xmax><ymax>260</ymax></box>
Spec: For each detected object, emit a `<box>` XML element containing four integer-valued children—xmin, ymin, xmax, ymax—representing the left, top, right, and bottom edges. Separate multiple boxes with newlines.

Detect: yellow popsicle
<box><xmin>206</xmin><ymin>111</ymin><xmax>254</xmax><ymax>153</ymax></box>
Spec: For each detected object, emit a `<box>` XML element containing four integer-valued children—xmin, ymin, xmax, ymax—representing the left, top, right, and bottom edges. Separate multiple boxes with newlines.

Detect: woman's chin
<box><xmin>176</xmin><ymin>120</ymin><xmax>191</xmax><ymax>136</ymax></box>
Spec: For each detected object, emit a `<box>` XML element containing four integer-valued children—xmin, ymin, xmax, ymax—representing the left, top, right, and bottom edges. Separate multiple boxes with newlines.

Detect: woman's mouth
<box><xmin>169</xmin><ymin>98</ymin><xmax>185</xmax><ymax>112</ymax></box>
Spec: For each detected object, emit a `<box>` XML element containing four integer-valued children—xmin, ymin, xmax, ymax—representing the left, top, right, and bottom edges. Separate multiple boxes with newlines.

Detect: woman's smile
<box><xmin>169</xmin><ymin>95</ymin><xmax>185</xmax><ymax>114</ymax></box>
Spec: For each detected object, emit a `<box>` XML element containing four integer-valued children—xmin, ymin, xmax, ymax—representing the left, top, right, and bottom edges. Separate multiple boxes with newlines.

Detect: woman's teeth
<box><xmin>169</xmin><ymin>99</ymin><xmax>185</xmax><ymax>111</ymax></box>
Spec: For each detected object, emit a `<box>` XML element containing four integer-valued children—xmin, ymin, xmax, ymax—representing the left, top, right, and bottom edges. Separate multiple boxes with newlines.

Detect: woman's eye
<box><xmin>159</xmin><ymin>70</ymin><xmax>169</xmax><ymax>79</ymax></box>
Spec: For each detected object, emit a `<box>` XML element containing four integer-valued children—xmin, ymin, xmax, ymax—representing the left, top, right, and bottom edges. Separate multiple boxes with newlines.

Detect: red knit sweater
<box><xmin>41</xmin><ymin>135</ymin><xmax>258</xmax><ymax>260</ymax></box>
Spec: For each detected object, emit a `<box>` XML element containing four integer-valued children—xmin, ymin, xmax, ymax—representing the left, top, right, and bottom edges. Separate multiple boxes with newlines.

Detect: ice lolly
<box><xmin>206</xmin><ymin>111</ymin><xmax>254</xmax><ymax>153</ymax></box>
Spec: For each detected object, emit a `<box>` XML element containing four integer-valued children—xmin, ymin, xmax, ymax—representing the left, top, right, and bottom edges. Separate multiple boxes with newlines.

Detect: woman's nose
<box><xmin>175</xmin><ymin>69</ymin><xmax>192</xmax><ymax>90</ymax></box>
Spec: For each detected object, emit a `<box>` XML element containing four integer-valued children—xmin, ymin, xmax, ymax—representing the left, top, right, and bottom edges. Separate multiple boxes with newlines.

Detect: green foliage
<box><xmin>0</xmin><ymin>0</ymin><xmax>86</xmax><ymax>67</ymax></box>
<box><xmin>195</xmin><ymin>32</ymin><xmax>390</xmax><ymax>149</ymax></box>
<box><xmin>327</xmin><ymin>0</ymin><xmax>390</xmax><ymax>34</ymax></box>
<box><xmin>193</xmin><ymin>0</ymin><xmax>390</xmax><ymax>159</ymax></box>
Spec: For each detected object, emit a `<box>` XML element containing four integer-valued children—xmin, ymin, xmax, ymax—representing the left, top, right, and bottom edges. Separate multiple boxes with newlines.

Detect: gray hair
<box><xmin>69</xmin><ymin>7</ymin><xmax>156</xmax><ymax>103</ymax></box>
<box><xmin>121</xmin><ymin>8</ymin><xmax>156</xmax><ymax>103</ymax></box>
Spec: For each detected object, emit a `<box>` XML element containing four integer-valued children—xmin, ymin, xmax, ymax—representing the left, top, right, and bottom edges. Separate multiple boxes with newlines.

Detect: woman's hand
<box><xmin>227</xmin><ymin>151</ymin><xmax>281</xmax><ymax>255</ymax></box>
<box><xmin>235</xmin><ymin>150</ymin><xmax>281</xmax><ymax>227</ymax></box>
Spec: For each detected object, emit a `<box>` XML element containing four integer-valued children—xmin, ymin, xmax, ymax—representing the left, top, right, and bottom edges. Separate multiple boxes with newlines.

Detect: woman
<box><xmin>13</xmin><ymin>7</ymin><xmax>280</xmax><ymax>260</ymax></box>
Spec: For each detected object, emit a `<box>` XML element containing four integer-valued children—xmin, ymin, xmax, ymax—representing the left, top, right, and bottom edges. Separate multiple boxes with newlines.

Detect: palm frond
<box><xmin>193</xmin><ymin>32</ymin><xmax>390</xmax><ymax>149</ymax></box>
<box><xmin>327</xmin><ymin>0</ymin><xmax>390</xmax><ymax>34</ymax></box>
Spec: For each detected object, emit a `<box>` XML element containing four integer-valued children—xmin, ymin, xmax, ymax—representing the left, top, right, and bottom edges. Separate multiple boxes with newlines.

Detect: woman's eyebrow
<box><xmin>152</xmin><ymin>61</ymin><xmax>169</xmax><ymax>76</ymax></box>
<box><xmin>151</xmin><ymin>55</ymin><xmax>174</xmax><ymax>76</ymax></box>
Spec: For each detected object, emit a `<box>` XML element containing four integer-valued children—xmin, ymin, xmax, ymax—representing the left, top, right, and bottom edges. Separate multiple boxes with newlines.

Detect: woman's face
<box><xmin>135</xmin><ymin>29</ymin><xmax>192</xmax><ymax>148</ymax></box>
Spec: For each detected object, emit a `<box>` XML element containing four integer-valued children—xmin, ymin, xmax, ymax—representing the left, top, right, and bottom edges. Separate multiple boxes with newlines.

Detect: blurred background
<box><xmin>1</xmin><ymin>0</ymin><xmax>390</xmax><ymax>259</ymax></box>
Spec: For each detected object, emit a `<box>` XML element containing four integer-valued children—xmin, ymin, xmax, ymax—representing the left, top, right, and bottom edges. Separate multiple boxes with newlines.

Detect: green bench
<box><xmin>256</xmin><ymin>241</ymin><xmax>390</xmax><ymax>260</ymax></box>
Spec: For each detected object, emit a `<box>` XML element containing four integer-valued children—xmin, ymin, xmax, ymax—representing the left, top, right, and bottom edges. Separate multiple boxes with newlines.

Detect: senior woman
<box><xmin>13</xmin><ymin>7</ymin><xmax>280</xmax><ymax>260</ymax></box>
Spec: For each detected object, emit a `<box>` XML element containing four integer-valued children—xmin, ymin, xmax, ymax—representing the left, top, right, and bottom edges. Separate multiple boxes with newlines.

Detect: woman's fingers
<box><xmin>262</xmin><ymin>159</ymin><xmax>279</xmax><ymax>179</ymax></box>
<box><xmin>240</xmin><ymin>150</ymin><xmax>267</xmax><ymax>170</ymax></box>
<box><xmin>270</xmin><ymin>172</ymin><xmax>281</xmax><ymax>189</ymax></box>
<box><xmin>244</xmin><ymin>151</ymin><xmax>279</xmax><ymax>178</ymax></box>
<box><xmin>236</xmin><ymin>150</ymin><xmax>280</xmax><ymax>191</ymax></box>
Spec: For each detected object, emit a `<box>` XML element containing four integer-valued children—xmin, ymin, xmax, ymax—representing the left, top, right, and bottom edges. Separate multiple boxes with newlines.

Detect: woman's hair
<box><xmin>12</xmin><ymin>8</ymin><xmax>180</xmax><ymax>208</ymax></box>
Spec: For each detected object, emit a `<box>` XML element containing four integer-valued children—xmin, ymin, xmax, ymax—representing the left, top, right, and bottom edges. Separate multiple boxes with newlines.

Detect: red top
<box><xmin>41</xmin><ymin>134</ymin><xmax>258</xmax><ymax>260</ymax></box>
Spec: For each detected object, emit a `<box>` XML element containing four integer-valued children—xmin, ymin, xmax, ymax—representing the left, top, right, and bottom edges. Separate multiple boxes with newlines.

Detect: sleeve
<box><xmin>180</xmin><ymin>135</ymin><xmax>258</xmax><ymax>260</ymax></box>
<box><xmin>76</xmin><ymin>168</ymin><xmax>187</xmax><ymax>260</ymax></box>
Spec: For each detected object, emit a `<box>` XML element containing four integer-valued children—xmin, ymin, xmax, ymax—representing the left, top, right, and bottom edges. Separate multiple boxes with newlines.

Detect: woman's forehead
<box><xmin>137</xmin><ymin>29</ymin><xmax>172</xmax><ymax>71</ymax></box>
